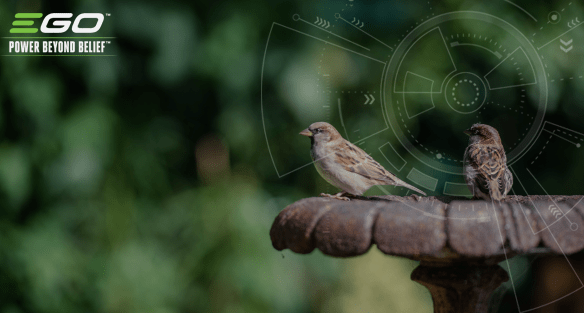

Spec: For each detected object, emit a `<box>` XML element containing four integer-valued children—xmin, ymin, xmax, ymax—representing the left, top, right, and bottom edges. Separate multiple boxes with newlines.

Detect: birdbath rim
<box><xmin>270</xmin><ymin>195</ymin><xmax>584</xmax><ymax>263</ymax></box>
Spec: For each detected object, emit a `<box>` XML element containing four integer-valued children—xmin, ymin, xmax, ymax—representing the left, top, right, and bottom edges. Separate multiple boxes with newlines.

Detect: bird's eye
<box><xmin>315</xmin><ymin>128</ymin><xmax>321</xmax><ymax>133</ymax></box>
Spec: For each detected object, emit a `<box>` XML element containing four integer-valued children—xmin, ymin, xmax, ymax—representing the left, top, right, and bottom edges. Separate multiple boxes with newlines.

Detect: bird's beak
<box><xmin>463</xmin><ymin>129</ymin><xmax>471</xmax><ymax>136</ymax></box>
<box><xmin>299</xmin><ymin>128</ymin><xmax>312</xmax><ymax>137</ymax></box>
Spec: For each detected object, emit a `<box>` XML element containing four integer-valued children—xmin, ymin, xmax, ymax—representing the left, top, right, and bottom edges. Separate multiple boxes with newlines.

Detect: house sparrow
<box><xmin>300</xmin><ymin>122</ymin><xmax>426</xmax><ymax>200</ymax></box>
<box><xmin>463</xmin><ymin>123</ymin><xmax>513</xmax><ymax>201</ymax></box>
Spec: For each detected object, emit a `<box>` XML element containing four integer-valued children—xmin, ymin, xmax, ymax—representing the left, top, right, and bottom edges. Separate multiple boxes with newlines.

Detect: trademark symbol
<box><xmin>106</xmin><ymin>13</ymin><xmax>111</xmax><ymax>17</ymax></box>
<box><xmin>106</xmin><ymin>41</ymin><xmax>110</xmax><ymax>44</ymax></box>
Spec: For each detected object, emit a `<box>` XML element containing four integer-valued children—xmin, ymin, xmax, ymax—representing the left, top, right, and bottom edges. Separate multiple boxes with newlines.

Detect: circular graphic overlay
<box><xmin>444</xmin><ymin>72</ymin><xmax>487</xmax><ymax>114</ymax></box>
<box><xmin>548</xmin><ymin>11</ymin><xmax>561</xmax><ymax>24</ymax></box>
<box><xmin>384</xmin><ymin>11</ymin><xmax>547</xmax><ymax>174</ymax></box>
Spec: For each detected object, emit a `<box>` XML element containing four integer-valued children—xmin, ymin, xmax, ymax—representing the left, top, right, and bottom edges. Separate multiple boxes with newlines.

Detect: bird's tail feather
<box><xmin>398</xmin><ymin>181</ymin><xmax>426</xmax><ymax>196</ymax></box>
<box><xmin>488</xmin><ymin>180</ymin><xmax>502</xmax><ymax>201</ymax></box>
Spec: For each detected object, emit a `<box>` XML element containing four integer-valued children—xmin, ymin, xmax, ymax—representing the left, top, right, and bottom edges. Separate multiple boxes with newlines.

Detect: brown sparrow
<box><xmin>300</xmin><ymin>122</ymin><xmax>426</xmax><ymax>200</ymax></box>
<box><xmin>463</xmin><ymin>123</ymin><xmax>513</xmax><ymax>201</ymax></box>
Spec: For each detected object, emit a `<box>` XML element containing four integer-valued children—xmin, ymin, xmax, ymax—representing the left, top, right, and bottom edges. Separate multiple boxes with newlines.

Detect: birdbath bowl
<box><xmin>269</xmin><ymin>195</ymin><xmax>584</xmax><ymax>313</ymax></box>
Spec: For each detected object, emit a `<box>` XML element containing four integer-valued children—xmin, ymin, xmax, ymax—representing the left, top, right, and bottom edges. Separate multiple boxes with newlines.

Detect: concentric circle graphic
<box><xmin>444</xmin><ymin>72</ymin><xmax>487</xmax><ymax>113</ymax></box>
<box><xmin>384</xmin><ymin>11</ymin><xmax>548</xmax><ymax>174</ymax></box>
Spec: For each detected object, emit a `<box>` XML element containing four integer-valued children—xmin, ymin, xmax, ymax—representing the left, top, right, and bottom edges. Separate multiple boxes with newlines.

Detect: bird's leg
<box><xmin>470</xmin><ymin>189</ymin><xmax>480</xmax><ymax>200</ymax></box>
<box><xmin>320</xmin><ymin>191</ymin><xmax>351</xmax><ymax>201</ymax></box>
<box><xmin>410</xmin><ymin>194</ymin><xmax>422</xmax><ymax>201</ymax></box>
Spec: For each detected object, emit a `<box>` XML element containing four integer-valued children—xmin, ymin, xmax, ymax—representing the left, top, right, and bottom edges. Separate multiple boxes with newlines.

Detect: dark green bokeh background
<box><xmin>1</xmin><ymin>0</ymin><xmax>583</xmax><ymax>312</ymax></box>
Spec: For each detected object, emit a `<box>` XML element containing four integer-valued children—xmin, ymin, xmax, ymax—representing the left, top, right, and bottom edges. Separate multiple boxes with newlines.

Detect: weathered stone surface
<box><xmin>374</xmin><ymin>199</ymin><xmax>446</xmax><ymax>257</ymax></box>
<box><xmin>314</xmin><ymin>199</ymin><xmax>380</xmax><ymax>257</ymax></box>
<box><xmin>447</xmin><ymin>201</ymin><xmax>505</xmax><ymax>257</ymax></box>
<box><xmin>411</xmin><ymin>264</ymin><xmax>509</xmax><ymax>313</ymax></box>
<box><xmin>270</xmin><ymin>195</ymin><xmax>584</xmax><ymax>259</ymax></box>
<box><xmin>501</xmin><ymin>201</ymin><xmax>540</xmax><ymax>253</ymax></box>
<box><xmin>530</xmin><ymin>198</ymin><xmax>584</xmax><ymax>254</ymax></box>
<box><xmin>269</xmin><ymin>198</ymin><xmax>333</xmax><ymax>254</ymax></box>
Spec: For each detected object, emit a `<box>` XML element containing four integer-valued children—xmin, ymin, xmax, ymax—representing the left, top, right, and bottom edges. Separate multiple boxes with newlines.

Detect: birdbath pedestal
<box><xmin>269</xmin><ymin>195</ymin><xmax>584</xmax><ymax>313</ymax></box>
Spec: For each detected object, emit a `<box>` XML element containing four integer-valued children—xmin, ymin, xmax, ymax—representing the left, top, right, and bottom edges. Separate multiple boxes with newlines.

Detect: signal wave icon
<box><xmin>548</xmin><ymin>205</ymin><xmax>563</xmax><ymax>219</ymax></box>
<box><xmin>567</xmin><ymin>17</ymin><xmax>580</xmax><ymax>28</ymax></box>
<box><xmin>351</xmin><ymin>17</ymin><xmax>364</xmax><ymax>28</ymax></box>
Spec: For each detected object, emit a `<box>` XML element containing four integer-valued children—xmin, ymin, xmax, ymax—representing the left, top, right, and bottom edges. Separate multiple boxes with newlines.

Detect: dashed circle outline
<box><xmin>445</xmin><ymin>72</ymin><xmax>487</xmax><ymax>113</ymax></box>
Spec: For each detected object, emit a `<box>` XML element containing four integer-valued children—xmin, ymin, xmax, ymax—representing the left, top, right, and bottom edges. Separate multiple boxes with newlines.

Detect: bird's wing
<box><xmin>332</xmin><ymin>140</ymin><xmax>427</xmax><ymax>195</ymax></box>
<box><xmin>331</xmin><ymin>140</ymin><xmax>396</xmax><ymax>184</ymax></box>
<box><xmin>330</xmin><ymin>139</ymin><xmax>426</xmax><ymax>195</ymax></box>
<box><xmin>467</xmin><ymin>145</ymin><xmax>508</xmax><ymax>200</ymax></box>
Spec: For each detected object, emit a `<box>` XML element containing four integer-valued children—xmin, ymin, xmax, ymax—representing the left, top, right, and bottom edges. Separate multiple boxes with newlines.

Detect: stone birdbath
<box><xmin>269</xmin><ymin>195</ymin><xmax>584</xmax><ymax>313</ymax></box>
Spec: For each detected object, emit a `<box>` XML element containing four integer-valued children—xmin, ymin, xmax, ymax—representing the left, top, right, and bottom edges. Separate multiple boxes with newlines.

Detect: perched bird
<box><xmin>463</xmin><ymin>123</ymin><xmax>513</xmax><ymax>201</ymax></box>
<box><xmin>300</xmin><ymin>122</ymin><xmax>426</xmax><ymax>200</ymax></box>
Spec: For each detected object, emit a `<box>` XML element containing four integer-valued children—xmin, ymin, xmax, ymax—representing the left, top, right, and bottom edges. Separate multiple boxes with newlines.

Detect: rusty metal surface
<box><xmin>270</xmin><ymin>195</ymin><xmax>584</xmax><ymax>260</ymax></box>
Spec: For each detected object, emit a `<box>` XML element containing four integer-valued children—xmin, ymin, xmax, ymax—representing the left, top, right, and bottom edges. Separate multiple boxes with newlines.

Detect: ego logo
<box><xmin>10</xmin><ymin>13</ymin><xmax>105</xmax><ymax>34</ymax></box>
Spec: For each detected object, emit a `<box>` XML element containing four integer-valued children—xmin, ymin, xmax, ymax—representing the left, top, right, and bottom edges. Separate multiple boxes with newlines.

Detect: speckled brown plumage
<box><xmin>463</xmin><ymin>124</ymin><xmax>513</xmax><ymax>201</ymax></box>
